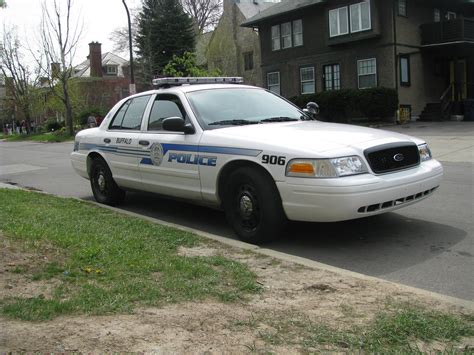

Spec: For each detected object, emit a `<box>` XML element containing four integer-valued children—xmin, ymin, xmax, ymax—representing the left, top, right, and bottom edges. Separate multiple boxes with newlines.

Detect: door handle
<box><xmin>139</xmin><ymin>140</ymin><xmax>150</xmax><ymax>146</ymax></box>
<box><xmin>103</xmin><ymin>138</ymin><xmax>111</xmax><ymax>144</ymax></box>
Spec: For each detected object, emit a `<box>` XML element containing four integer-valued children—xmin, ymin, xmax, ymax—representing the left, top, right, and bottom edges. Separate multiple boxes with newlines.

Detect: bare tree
<box><xmin>180</xmin><ymin>0</ymin><xmax>222</xmax><ymax>33</ymax></box>
<box><xmin>35</xmin><ymin>0</ymin><xmax>82</xmax><ymax>136</ymax></box>
<box><xmin>0</xmin><ymin>26</ymin><xmax>39</xmax><ymax>128</ymax></box>
<box><xmin>109</xmin><ymin>6</ymin><xmax>139</xmax><ymax>55</ymax></box>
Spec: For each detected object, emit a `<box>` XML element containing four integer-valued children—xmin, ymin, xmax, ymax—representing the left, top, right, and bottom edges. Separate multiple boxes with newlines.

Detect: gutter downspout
<box><xmin>393</xmin><ymin>0</ymin><xmax>398</xmax><ymax>93</ymax></box>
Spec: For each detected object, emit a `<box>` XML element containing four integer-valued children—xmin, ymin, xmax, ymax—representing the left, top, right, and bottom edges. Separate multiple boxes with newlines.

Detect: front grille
<box><xmin>364</xmin><ymin>142</ymin><xmax>420</xmax><ymax>174</ymax></box>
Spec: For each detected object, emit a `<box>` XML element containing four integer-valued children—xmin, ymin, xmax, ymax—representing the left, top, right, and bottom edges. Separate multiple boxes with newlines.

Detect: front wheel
<box><xmin>223</xmin><ymin>167</ymin><xmax>286</xmax><ymax>244</ymax></box>
<box><xmin>89</xmin><ymin>158</ymin><xmax>125</xmax><ymax>206</ymax></box>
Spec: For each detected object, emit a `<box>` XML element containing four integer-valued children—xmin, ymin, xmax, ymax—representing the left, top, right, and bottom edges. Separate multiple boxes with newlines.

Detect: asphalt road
<box><xmin>1</xmin><ymin>122</ymin><xmax>473</xmax><ymax>301</ymax></box>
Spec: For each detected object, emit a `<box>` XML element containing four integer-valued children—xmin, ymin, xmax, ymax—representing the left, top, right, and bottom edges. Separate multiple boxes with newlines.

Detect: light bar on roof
<box><xmin>152</xmin><ymin>77</ymin><xmax>244</xmax><ymax>88</ymax></box>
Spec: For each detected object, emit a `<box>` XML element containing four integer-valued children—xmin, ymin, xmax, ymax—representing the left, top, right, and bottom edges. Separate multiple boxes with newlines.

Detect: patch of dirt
<box><xmin>177</xmin><ymin>245</ymin><xmax>219</xmax><ymax>258</ymax></box>
<box><xmin>0</xmin><ymin>234</ymin><xmax>60</xmax><ymax>300</ymax></box>
<box><xmin>0</xmin><ymin>238</ymin><xmax>471</xmax><ymax>353</ymax></box>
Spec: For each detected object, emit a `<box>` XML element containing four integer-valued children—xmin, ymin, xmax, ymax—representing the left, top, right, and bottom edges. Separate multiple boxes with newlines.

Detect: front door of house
<box><xmin>450</xmin><ymin>59</ymin><xmax>467</xmax><ymax>100</ymax></box>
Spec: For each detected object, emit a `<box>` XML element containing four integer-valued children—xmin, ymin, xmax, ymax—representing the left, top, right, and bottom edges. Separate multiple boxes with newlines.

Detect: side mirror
<box><xmin>162</xmin><ymin>117</ymin><xmax>195</xmax><ymax>134</ymax></box>
<box><xmin>304</xmin><ymin>102</ymin><xmax>320</xmax><ymax>117</ymax></box>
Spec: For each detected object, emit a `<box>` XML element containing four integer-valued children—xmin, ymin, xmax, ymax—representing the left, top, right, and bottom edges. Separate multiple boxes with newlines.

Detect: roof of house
<box><xmin>73</xmin><ymin>52</ymin><xmax>128</xmax><ymax>78</ymax></box>
<box><xmin>237</xmin><ymin>1</ymin><xmax>278</xmax><ymax>19</ymax></box>
<box><xmin>241</xmin><ymin>0</ymin><xmax>326</xmax><ymax>27</ymax></box>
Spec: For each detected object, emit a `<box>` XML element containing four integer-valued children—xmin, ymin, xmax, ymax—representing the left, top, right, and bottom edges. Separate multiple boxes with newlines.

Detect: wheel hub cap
<box><xmin>239</xmin><ymin>195</ymin><xmax>254</xmax><ymax>218</ymax></box>
<box><xmin>97</xmin><ymin>174</ymin><xmax>106</xmax><ymax>191</ymax></box>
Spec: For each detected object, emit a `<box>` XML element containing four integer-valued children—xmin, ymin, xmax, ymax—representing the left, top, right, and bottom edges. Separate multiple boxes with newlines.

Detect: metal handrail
<box><xmin>440</xmin><ymin>84</ymin><xmax>453</xmax><ymax>120</ymax></box>
<box><xmin>440</xmin><ymin>83</ymin><xmax>453</xmax><ymax>102</ymax></box>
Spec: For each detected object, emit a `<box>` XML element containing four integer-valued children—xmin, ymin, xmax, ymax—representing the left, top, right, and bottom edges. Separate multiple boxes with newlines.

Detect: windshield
<box><xmin>186</xmin><ymin>88</ymin><xmax>308</xmax><ymax>129</ymax></box>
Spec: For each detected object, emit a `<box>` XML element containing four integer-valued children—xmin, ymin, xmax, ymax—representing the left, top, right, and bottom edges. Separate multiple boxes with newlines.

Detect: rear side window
<box><xmin>109</xmin><ymin>95</ymin><xmax>151</xmax><ymax>130</ymax></box>
<box><xmin>148</xmin><ymin>94</ymin><xmax>187</xmax><ymax>131</ymax></box>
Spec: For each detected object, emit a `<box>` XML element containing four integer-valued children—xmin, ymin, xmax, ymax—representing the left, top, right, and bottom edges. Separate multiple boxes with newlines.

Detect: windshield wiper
<box><xmin>209</xmin><ymin>119</ymin><xmax>259</xmax><ymax>126</ymax></box>
<box><xmin>259</xmin><ymin>117</ymin><xmax>300</xmax><ymax>123</ymax></box>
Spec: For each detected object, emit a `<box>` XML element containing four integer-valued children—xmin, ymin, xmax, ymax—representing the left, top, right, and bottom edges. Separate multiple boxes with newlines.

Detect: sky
<box><xmin>0</xmin><ymin>0</ymin><xmax>141</xmax><ymax>65</ymax></box>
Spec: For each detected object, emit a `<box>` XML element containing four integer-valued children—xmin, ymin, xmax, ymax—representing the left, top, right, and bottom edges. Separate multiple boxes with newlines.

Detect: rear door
<box><xmin>138</xmin><ymin>93</ymin><xmax>202</xmax><ymax>199</ymax></box>
<box><xmin>102</xmin><ymin>94</ymin><xmax>152</xmax><ymax>188</ymax></box>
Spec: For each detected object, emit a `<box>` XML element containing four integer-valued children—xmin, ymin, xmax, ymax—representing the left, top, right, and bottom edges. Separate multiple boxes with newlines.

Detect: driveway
<box><xmin>0</xmin><ymin>122</ymin><xmax>473</xmax><ymax>300</ymax></box>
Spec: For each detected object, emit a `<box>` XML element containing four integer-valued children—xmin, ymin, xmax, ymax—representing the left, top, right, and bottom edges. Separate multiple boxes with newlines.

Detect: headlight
<box><xmin>286</xmin><ymin>156</ymin><xmax>368</xmax><ymax>178</ymax></box>
<box><xmin>418</xmin><ymin>143</ymin><xmax>432</xmax><ymax>162</ymax></box>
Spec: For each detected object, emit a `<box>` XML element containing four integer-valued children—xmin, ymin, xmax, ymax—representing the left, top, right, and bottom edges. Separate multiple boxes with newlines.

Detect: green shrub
<box><xmin>77</xmin><ymin>107</ymin><xmax>108</xmax><ymax>126</ymax></box>
<box><xmin>290</xmin><ymin>88</ymin><xmax>398</xmax><ymax>123</ymax></box>
<box><xmin>45</xmin><ymin>119</ymin><xmax>63</xmax><ymax>132</ymax></box>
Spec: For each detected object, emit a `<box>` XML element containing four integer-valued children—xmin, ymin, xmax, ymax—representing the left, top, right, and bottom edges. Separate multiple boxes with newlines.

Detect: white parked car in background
<box><xmin>71</xmin><ymin>77</ymin><xmax>443</xmax><ymax>243</ymax></box>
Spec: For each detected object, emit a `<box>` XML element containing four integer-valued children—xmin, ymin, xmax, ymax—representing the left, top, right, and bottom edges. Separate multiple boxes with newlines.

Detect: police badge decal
<box><xmin>150</xmin><ymin>143</ymin><xmax>164</xmax><ymax>166</ymax></box>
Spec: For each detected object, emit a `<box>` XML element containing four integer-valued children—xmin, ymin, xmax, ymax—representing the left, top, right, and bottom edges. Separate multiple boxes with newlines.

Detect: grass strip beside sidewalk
<box><xmin>0</xmin><ymin>189</ymin><xmax>260</xmax><ymax>321</ymax></box>
<box><xmin>2</xmin><ymin>133</ymin><xmax>74</xmax><ymax>143</ymax></box>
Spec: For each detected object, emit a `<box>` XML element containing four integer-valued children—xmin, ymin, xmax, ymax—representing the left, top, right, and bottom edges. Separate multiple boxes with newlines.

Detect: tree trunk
<box><xmin>62</xmin><ymin>79</ymin><xmax>74</xmax><ymax>136</ymax></box>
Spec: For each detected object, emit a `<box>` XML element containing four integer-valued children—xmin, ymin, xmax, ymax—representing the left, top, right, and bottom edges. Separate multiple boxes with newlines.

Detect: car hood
<box><xmin>202</xmin><ymin>121</ymin><xmax>424</xmax><ymax>155</ymax></box>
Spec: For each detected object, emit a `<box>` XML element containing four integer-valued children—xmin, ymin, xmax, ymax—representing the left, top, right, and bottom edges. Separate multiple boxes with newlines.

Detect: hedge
<box><xmin>289</xmin><ymin>87</ymin><xmax>399</xmax><ymax>123</ymax></box>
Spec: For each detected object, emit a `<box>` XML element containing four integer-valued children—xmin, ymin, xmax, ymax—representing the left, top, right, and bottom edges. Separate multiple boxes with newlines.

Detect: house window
<box><xmin>281</xmin><ymin>22</ymin><xmax>293</xmax><ymax>49</ymax></box>
<box><xmin>271</xmin><ymin>20</ymin><xmax>304</xmax><ymax>50</ymax></box>
<box><xmin>323</xmin><ymin>64</ymin><xmax>341</xmax><ymax>91</ymax></box>
<box><xmin>329</xmin><ymin>7</ymin><xmax>349</xmax><ymax>37</ymax></box>
<box><xmin>446</xmin><ymin>11</ymin><xmax>456</xmax><ymax>20</ymax></box>
<box><xmin>244</xmin><ymin>52</ymin><xmax>254</xmax><ymax>71</ymax></box>
<box><xmin>106</xmin><ymin>65</ymin><xmax>118</xmax><ymax>75</ymax></box>
<box><xmin>350</xmin><ymin>1</ymin><xmax>371</xmax><ymax>33</ymax></box>
<box><xmin>398</xmin><ymin>0</ymin><xmax>407</xmax><ymax>16</ymax></box>
<box><xmin>267</xmin><ymin>72</ymin><xmax>281</xmax><ymax>95</ymax></box>
<box><xmin>271</xmin><ymin>25</ymin><xmax>281</xmax><ymax>51</ymax></box>
<box><xmin>434</xmin><ymin>8</ymin><xmax>441</xmax><ymax>22</ymax></box>
<box><xmin>293</xmin><ymin>20</ymin><xmax>303</xmax><ymax>46</ymax></box>
<box><xmin>400</xmin><ymin>55</ymin><xmax>410</xmax><ymax>86</ymax></box>
<box><xmin>358</xmin><ymin>58</ymin><xmax>377</xmax><ymax>89</ymax></box>
<box><xmin>300</xmin><ymin>67</ymin><xmax>315</xmax><ymax>94</ymax></box>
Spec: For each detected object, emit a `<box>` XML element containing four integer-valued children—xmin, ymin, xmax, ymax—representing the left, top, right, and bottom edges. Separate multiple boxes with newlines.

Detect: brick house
<box><xmin>72</xmin><ymin>42</ymin><xmax>131</xmax><ymax>109</ymax></box>
<box><xmin>242</xmin><ymin>0</ymin><xmax>474</xmax><ymax>120</ymax></box>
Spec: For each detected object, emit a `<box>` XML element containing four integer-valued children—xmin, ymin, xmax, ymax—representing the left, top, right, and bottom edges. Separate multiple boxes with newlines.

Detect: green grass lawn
<box><xmin>3</xmin><ymin>132</ymin><xmax>74</xmax><ymax>143</ymax></box>
<box><xmin>0</xmin><ymin>189</ymin><xmax>260</xmax><ymax>321</ymax></box>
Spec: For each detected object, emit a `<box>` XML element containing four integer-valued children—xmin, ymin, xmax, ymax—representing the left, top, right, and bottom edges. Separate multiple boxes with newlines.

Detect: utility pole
<box><xmin>122</xmin><ymin>0</ymin><xmax>136</xmax><ymax>95</ymax></box>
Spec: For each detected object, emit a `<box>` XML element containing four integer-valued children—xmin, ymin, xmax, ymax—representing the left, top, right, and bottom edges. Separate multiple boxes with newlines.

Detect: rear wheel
<box><xmin>89</xmin><ymin>157</ymin><xmax>125</xmax><ymax>206</ymax></box>
<box><xmin>224</xmin><ymin>167</ymin><xmax>286</xmax><ymax>244</ymax></box>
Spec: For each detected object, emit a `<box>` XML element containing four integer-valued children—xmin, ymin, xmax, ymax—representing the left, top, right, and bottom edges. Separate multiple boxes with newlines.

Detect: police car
<box><xmin>71</xmin><ymin>77</ymin><xmax>443</xmax><ymax>243</ymax></box>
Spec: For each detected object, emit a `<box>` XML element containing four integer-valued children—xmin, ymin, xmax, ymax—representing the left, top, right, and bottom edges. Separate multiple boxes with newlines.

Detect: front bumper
<box><xmin>71</xmin><ymin>152</ymin><xmax>89</xmax><ymax>179</ymax></box>
<box><xmin>277</xmin><ymin>159</ymin><xmax>443</xmax><ymax>222</ymax></box>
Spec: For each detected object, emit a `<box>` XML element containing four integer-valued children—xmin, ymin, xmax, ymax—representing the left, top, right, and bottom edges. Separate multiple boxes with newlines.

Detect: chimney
<box><xmin>89</xmin><ymin>41</ymin><xmax>103</xmax><ymax>77</ymax></box>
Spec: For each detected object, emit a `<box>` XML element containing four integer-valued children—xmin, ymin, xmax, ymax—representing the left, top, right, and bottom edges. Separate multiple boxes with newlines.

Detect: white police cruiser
<box><xmin>71</xmin><ymin>77</ymin><xmax>443</xmax><ymax>243</ymax></box>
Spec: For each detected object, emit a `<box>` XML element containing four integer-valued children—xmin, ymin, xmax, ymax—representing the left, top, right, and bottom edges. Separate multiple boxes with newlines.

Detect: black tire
<box><xmin>223</xmin><ymin>167</ymin><xmax>286</xmax><ymax>244</ymax></box>
<box><xmin>89</xmin><ymin>157</ymin><xmax>125</xmax><ymax>206</ymax></box>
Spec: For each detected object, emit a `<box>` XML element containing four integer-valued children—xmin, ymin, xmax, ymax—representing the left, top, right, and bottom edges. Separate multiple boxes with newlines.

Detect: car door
<box><xmin>138</xmin><ymin>93</ymin><xmax>202</xmax><ymax>200</ymax></box>
<box><xmin>102</xmin><ymin>94</ymin><xmax>152</xmax><ymax>189</ymax></box>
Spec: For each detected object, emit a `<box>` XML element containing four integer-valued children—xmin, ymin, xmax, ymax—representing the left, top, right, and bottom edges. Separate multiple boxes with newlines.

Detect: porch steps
<box><xmin>418</xmin><ymin>103</ymin><xmax>443</xmax><ymax>122</ymax></box>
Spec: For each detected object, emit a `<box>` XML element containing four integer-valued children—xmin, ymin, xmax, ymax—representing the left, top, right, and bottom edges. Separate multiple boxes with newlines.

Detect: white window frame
<box><xmin>350</xmin><ymin>1</ymin><xmax>372</xmax><ymax>34</ymax></box>
<box><xmin>357</xmin><ymin>58</ymin><xmax>377</xmax><ymax>89</ymax></box>
<box><xmin>398</xmin><ymin>0</ymin><xmax>407</xmax><ymax>16</ymax></box>
<box><xmin>106</xmin><ymin>65</ymin><xmax>118</xmax><ymax>75</ymax></box>
<box><xmin>267</xmin><ymin>72</ymin><xmax>281</xmax><ymax>95</ymax></box>
<box><xmin>446</xmin><ymin>11</ymin><xmax>456</xmax><ymax>20</ymax></box>
<box><xmin>293</xmin><ymin>19</ymin><xmax>303</xmax><ymax>47</ymax></box>
<box><xmin>329</xmin><ymin>7</ymin><xmax>349</xmax><ymax>37</ymax></box>
<box><xmin>281</xmin><ymin>22</ymin><xmax>293</xmax><ymax>49</ymax></box>
<box><xmin>300</xmin><ymin>67</ymin><xmax>315</xmax><ymax>95</ymax></box>
<box><xmin>434</xmin><ymin>8</ymin><xmax>441</xmax><ymax>22</ymax></box>
<box><xmin>271</xmin><ymin>25</ymin><xmax>281</xmax><ymax>51</ymax></box>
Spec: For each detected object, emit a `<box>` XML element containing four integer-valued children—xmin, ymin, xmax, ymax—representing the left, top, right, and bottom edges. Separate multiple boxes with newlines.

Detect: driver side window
<box><xmin>148</xmin><ymin>94</ymin><xmax>187</xmax><ymax>131</ymax></box>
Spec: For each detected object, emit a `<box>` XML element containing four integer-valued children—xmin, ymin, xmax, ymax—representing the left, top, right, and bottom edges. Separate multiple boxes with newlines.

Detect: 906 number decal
<box><xmin>262</xmin><ymin>155</ymin><xmax>286</xmax><ymax>166</ymax></box>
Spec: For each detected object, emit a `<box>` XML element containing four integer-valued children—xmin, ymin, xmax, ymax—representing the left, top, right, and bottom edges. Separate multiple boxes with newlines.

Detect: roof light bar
<box><xmin>152</xmin><ymin>77</ymin><xmax>244</xmax><ymax>88</ymax></box>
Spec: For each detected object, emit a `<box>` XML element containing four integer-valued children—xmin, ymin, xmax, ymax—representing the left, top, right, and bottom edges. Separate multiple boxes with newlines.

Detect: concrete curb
<box><xmin>1</xmin><ymin>182</ymin><xmax>473</xmax><ymax>312</ymax></box>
